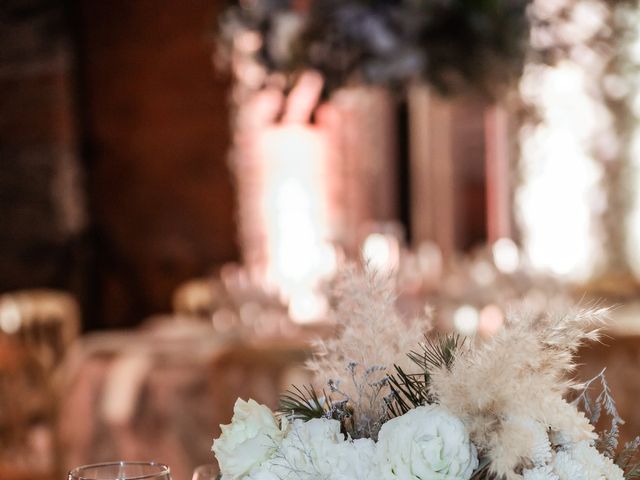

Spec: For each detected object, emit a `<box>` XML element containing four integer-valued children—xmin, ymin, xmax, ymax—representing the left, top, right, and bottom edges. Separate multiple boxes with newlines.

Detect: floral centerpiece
<box><xmin>212</xmin><ymin>269</ymin><xmax>640</xmax><ymax>479</ymax></box>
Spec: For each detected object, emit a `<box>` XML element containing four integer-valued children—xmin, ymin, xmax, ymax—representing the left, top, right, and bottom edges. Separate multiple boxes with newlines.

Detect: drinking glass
<box><xmin>68</xmin><ymin>461</ymin><xmax>171</xmax><ymax>480</ymax></box>
<box><xmin>191</xmin><ymin>464</ymin><xmax>219</xmax><ymax>480</ymax></box>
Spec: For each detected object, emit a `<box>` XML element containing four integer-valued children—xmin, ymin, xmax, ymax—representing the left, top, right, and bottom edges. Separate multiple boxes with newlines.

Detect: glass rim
<box><xmin>68</xmin><ymin>461</ymin><xmax>171</xmax><ymax>480</ymax></box>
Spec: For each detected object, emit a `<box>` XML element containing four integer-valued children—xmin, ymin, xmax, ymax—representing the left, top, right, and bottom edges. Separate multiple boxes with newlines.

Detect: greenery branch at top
<box><xmin>279</xmin><ymin>334</ymin><xmax>465</xmax><ymax>434</ymax></box>
<box><xmin>408</xmin><ymin>334</ymin><xmax>465</xmax><ymax>372</ymax></box>
<box><xmin>217</xmin><ymin>0</ymin><xmax>531</xmax><ymax>98</ymax></box>
<box><xmin>386</xmin><ymin>334</ymin><xmax>465</xmax><ymax>417</ymax></box>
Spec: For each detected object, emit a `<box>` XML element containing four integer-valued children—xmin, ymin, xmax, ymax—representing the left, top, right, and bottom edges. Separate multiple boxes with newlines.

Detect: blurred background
<box><xmin>2</xmin><ymin>0</ymin><xmax>640</xmax><ymax>478</ymax></box>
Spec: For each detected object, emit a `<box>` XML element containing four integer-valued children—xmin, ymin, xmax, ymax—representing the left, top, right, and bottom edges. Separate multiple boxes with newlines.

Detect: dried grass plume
<box><xmin>306</xmin><ymin>266</ymin><xmax>431</xmax><ymax>438</ymax></box>
<box><xmin>429</xmin><ymin>302</ymin><xmax>610</xmax><ymax>479</ymax></box>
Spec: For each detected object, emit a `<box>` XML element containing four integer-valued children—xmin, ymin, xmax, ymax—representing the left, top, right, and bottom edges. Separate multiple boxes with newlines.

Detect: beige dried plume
<box><xmin>429</xmin><ymin>301</ymin><xmax>609</xmax><ymax>480</ymax></box>
<box><xmin>306</xmin><ymin>266</ymin><xmax>432</xmax><ymax>438</ymax></box>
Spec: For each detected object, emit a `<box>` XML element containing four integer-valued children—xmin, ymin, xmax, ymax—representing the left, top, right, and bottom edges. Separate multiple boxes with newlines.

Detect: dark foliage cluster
<box><xmin>218</xmin><ymin>0</ymin><xmax>531</xmax><ymax>98</ymax></box>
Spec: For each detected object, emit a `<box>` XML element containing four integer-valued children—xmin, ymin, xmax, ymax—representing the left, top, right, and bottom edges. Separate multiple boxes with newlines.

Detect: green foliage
<box><xmin>279</xmin><ymin>384</ymin><xmax>358</xmax><ymax>437</ymax></box>
<box><xmin>408</xmin><ymin>334</ymin><xmax>465</xmax><ymax>372</ymax></box>
<box><xmin>385</xmin><ymin>366</ymin><xmax>431</xmax><ymax>417</ymax></box>
<box><xmin>385</xmin><ymin>334</ymin><xmax>464</xmax><ymax>418</ymax></box>
<box><xmin>279</xmin><ymin>385</ymin><xmax>329</xmax><ymax>422</ymax></box>
<box><xmin>470</xmin><ymin>457</ymin><xmax>494</xmax><ymax>480</ymax></box>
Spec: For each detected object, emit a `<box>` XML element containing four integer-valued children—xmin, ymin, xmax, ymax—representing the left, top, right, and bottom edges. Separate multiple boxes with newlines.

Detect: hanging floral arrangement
<box><xmin>217</xmin><ymin>0</ymin><xmax>532</xmax><ymax>98</ymax></box>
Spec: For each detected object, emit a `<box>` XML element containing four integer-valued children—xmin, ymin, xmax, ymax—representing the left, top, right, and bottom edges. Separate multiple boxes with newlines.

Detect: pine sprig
<box><xmin>385</xmin><ymin>366</ymin><xmax>431</xmax><ymax>417</ymax></box>
<box><xmin>279</xmin><ymin>385</ymin><xmax>330</xmax><ymax>422</ymax></box>
<box><xmin>386</xmin><ymin>334</ymin><xmax>464</xmax><ymax>418</ymax></box>
<box><xmin>470</xmin><ymin>457</ymin><xmax>494</xmax><ymax>480</ymax></box>
<box><xmin>408</xmin><ymin>334</ymin><xmax>465</xmax><ymax>373</ymax></box>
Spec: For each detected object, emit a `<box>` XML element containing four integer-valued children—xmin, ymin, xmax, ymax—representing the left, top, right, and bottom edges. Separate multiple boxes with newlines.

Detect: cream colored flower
<box><xmin>553</xmin><ymin>441</ymin><xmax>624</xmax><ymax>480</ymax></box>
<box><xmin>377</xmin><ymin>405</ymin><xmax>478</xmax><ymax>480</ymax></box>
<box><xmin>510</xmin><ymin>416</ymin><xmax>552</xmax><ymax>467</ymax></box>
<box><xmin>523</xmin><ymin>464</ymin><xmax>559</xmax><ymax>480</ymax></box>
<box><xmin>212</xmin><ymin>399</ymin><xmax>285</xmax><ymax>480</ymax></box>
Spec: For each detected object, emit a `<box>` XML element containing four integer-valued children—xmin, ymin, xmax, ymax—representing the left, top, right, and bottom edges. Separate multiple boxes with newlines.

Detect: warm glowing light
<box><xmin>257</xmin><ymin>125</ymin><xmax>338</xmax><ymax>323</ymax></box>
<box><xmin>235</xmin><ymin>31</ymin><xmax>262</xmax><ymax>53</ymax></box>
<box><xmin>629</xmin><ymin>135</ymin><xmax>640</xmax><ymax>276</ymax></box>
<box><xmin>417</xmin><ymin>241</ymin><xmax>443</xmax><ymax>275</ymax></box>
<box><xmin>362</xmin><ymin>233</ymin><xmax>400</xmax><ymax>273</ymax></box>
<box><xmin>453</xmin><ymin>305</ymin><xmax>479</xmax><ymax>336</ymax></box>
<box><xmin>212</xmin><ymin>308</ymin><xmax>237</xmax><ymax>334</ymax></box>
<box><xmin>624</xmin><ymin>13</ymin><xmax>640</xmax><ymax>277</ymax></box>
<box><xmin>288</xmin><ymin>290</ymin><xmax>329</xmax><ymax>324</ymax></box>
<box><xmin>517</xmin><ymin>59</ymin><xmax>607</xmax><ymax>281</ymax></box>
<box><xmin>492</xmin><ymin>238</ymin><xmax>520</xmax><ymax>274</ymax></box>
<box><xmin>0</xmin><ymin>298</ymin><xmax>21</xmax><ymax>334</ymax></box>
<box><xmin>479</xmin><ymin>304</ymin><xmax>504</xmax><ymax>337</ymax></box>
<box><xmin>471</xmin><ymin>260</ymin><xmax>496</xmax><ymax>286</ymax></box>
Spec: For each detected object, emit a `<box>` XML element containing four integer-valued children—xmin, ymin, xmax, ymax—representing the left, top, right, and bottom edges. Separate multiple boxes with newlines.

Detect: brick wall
<box><xmin>74</xmin><ymin>0</ymin><xmax>238</xmax><ymax>328</ymax></box>
<box><xmin>0</xmin><ymin>0</ymin><xmax>89</xmax><ymax>300</ymax></box>
<box><xmin>0</xmin><ymin>0</ymin><xmax>238</xmax><ymax>329</ymax></box>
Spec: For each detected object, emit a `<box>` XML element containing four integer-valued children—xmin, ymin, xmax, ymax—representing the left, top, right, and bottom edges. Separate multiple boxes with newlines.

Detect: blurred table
<box><xmin>57</xmin><ymin>317</ymin><xmax>312</xmax><ymax>480</ymax></box>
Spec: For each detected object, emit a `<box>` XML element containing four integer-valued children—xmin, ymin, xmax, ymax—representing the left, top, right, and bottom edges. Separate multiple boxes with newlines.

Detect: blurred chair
<box><xmin>0</xmin><ymin>289</ymin><xmax>80</xmax><ymax>372</ymax></box>
<box><xmin>58</xmin><ymin>317</ymin><xmax>233</xmax><ymax>480</ymax></box>
<box><xmin>172</xmin><ymin>278</ymin><xmax>219</xmax><ymax>319</ymax></box>
<box><xmin>0</xmin><ymin>335</ymin><xmax>57</xmax><ymax>479</ymax></box>
<box><xmin>0</xmin><ymin>289</ymin><xmax>80</xmax><ymax>480</ymax></box>
<box><xmin>56</xmin><ymin>316</ymin><xmax>312</xmax><ymax>480</ymax></box>
<box><xmin>172</xmin><ymin>271</ymin><xmax>301</xmax><ymax>340</ymax></box>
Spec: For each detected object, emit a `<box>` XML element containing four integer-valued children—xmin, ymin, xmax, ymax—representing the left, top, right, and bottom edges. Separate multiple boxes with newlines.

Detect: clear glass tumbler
<box><xmin>68</xmin><ymin>461</ymin><xmax>171</xmax><ymax>480</ymax></box>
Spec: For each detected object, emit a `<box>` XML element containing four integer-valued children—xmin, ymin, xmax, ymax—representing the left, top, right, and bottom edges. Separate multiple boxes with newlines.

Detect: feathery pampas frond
<box><xmin>306</xmin><ymin>266</ymin><xmax>432</xmax><ymax>439</ymax></box>
<box><xmin>428</xmin><ymin>302</ymin><xmax>610</xmax><ymax>479</ymax></box>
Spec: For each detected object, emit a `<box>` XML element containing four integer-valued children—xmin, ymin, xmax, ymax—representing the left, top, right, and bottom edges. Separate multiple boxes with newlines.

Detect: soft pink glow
<box><xmin>479</xmin><ymin>304</ymin><xmax>504</xmax><ymax>337</ymax></box>
<box><xmin>255</xmin><ymin>125</ymin><xmax>338</xmax><ymax>322</ymax></box>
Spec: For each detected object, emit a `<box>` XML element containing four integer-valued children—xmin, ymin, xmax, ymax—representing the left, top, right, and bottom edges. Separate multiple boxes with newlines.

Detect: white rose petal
<box><xmin>268</xmin><ymin>418</ymin><xmax>345</xmax><ymax>479</ymax></box>
<box><xmin>212</xmin><ymin>399</ymin><xmax>284</xmax><ymax>480</ymax></box>
<box><xmin>329</xmin><ymin>438</ymin><xmax>378</xmax><ymax>480</ymax></box>
<box><xmin>266</xmin><ymin>418</ymin><xmax>380</xmax><ymax>480</ymax></box>
<box><xmin>244</xmin><ymin>467</ymin><xmax>280</xmax><ymax>480</ymax></box>
<box><xmin>377</xmin><ymin>405</ymin><xmax>478</xmax><ymax>480</ymax></box>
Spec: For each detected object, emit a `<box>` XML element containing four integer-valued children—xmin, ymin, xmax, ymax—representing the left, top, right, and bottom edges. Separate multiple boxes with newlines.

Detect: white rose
<box><xmin>212</xmin><ymin>399</ymin><xmax>285</xmax><ymax>479</ymax></box>
<box><xmin>377</xmin><ymin>405</ymin><xmax>478</xmax><ymax>480</ymax></box>
<box><xmin>267</xmin><ymin>418</ymin><xmax>346</xmax><ymax>479</ymax></box>
<box><xmin>257</xmin><ymin>429</ymin><xmax>378</xmax><ymax>480</ymax></box>
<box><xmin>244</xmin><ymin>467</ymin><xmax>280</xmax><ymax>480</ymax></box>
<box><xmin>328</xmin><ymin>438</ymin><xmax>379</xmax><ymax>480</ymax></box>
